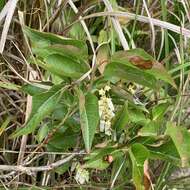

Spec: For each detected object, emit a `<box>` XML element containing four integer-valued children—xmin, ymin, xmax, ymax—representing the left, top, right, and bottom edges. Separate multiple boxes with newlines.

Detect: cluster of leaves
<box><xmin>9</xmin><ymin>26</ymin><xmax>190</xmax><ymax>189</ymax></box>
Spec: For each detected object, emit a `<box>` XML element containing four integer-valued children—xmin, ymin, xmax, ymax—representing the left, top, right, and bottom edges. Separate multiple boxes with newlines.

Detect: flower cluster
<box><xmin>98</xmin><ymin>85</ymin><xmax>115</xmax><ymax>136</ymax></box>
<box><xmin>75</xmin><ymin>164</ymin><xmax>89</xmax><ymax>184</ymax></box>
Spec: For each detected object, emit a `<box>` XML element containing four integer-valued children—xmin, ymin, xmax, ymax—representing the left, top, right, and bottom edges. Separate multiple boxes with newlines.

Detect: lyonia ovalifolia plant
<box><xmin>0</xmin><ymin>0</ymin><xmax>190</xmax><ymax>189</ymax></box>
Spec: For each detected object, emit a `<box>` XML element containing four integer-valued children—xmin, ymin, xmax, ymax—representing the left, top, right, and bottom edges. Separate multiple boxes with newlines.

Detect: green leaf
<box><xmin>104</xmin><ymin>48</ymin><xmax>176</xmax><ymax>88</ymax></box>
<box><xmin>55</xmin><ymin>162</ymin><xmax>70</xmax><ymax>174</ymax></box>
<box><xmin>111</xmin><ymin>48</ymin><xmax>154</xmax><ymax>64</ymax></box>
<box><xmin>152</xmin><ymin>102</ymin><xmax>170</xmax><ymax>121</ymax></box>
<box><xmin>78</xmin><ymin>91</ymin><xmax>99</xmax><ymax>153</ymax></box>
<box><xmin>0</xmin><ymin>0</ymin><xmax>5</xmax><ymax>11</ymax></box>
<box><xmin>84</xmin><ymin>157</ymin><xmax>110</xmax><ymax>170</ymax></box>
<box><xmin>129</xmin><ymin>143</ymin><xmax>149</xmax><ymax>190</ymax></box>
<box><xmin>22</xmin><ymin>83</ymin><xmax>48</xmax><ymax>96</ymax></box>
<box><xmin>40</xmin><ymin>54</ymin><xmax>88</xmax><ymax>79</ymax></box>
<box><xmin>30</xmin><ymin>85</ymin><xmax>62</xmax><ymax>116</ymax></box>
<box><xmin>104</xmin><ymin>61</ymin><xmax>157</xmax><ymax>89</ymax></box>
<box><xmin>166</xmin><ymin>122</ymin><xmax>190</xmax><ymax>167</ymax></box>
<box><xmin>128</xmin><ymin>109</ymin><xmax>147</xmax><ymax>125</ymax></box>
<box><xmin>24</xmin><ymin>26</ymin><xmax>88</xmax><ymax>57</ymax></box>
<box><xmin>52</xmin><ymin>104</ymin><xmax>68</xmax><ymax>121</ymax></box>
<box><xmin>147</xmin><ymin>62</ymin><xmax>177</xmax><ymax>89</ymax></box>
<box><xmin>47</xmin><ymin>127</ymin><xmax>78</xmax><ymax>152</ymax></box>
<box><xmin>36</xmin><ymin>124</ymin><xmax>49</xmax><ymax>143</ymax></box>
<box><xmin>111</xmin><ymin>157</ymin><xmax>127</xmax><ymax>183</ymax></box>
<box><xmin>139</xmin><ymin>120</ymin><xmax>160</xmax><ymax>136</ymax></box>
<box><xmin>114</xmin><ymin>102</ymin><xmax>129</xmax><ymax>131</ymax></box>
<box><xmin>0</xmin><ymin>81</ymin><xmax>20</xmax><ymax>91</ymax></box>
<box><xmin>32</xmin><ymin>44</ymin><xmax>87</xmax><ymax>60</ymax></box>
<box><xmin>147</xmin><ymin>139</ymin><xmax>180</xmax><ymax>165</ymax></box>
<box><xmin>84</xmin><ymin>147</ymin><xmax>115</xmax><ymax>161</ymax></box>
<box><xmin>10</xmin><ymin>87</ymin><xmax>63</xmax><ymax>138</ymax></box>
<box><xmin>0</xmin><ymin>117</ymin><xmax>11</xmax><ymax>136</ymax></box>
<box><xmin>84</xmin><ymin>147</ymin><xmax>123</xmax><ymax>170</ymax></box>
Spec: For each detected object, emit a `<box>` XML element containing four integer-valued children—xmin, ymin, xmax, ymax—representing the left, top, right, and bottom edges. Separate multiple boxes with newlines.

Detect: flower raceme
<box><xmin>98</xmin><ymin>86</ymin><xmax>115</xmax><ymax>136</ymax></box>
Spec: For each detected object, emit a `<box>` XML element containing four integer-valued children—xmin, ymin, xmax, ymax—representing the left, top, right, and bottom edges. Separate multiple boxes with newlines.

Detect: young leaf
<box><xmin>129</xmin><ymin>143</ymin><xmax>149</xmax><ymax>190</ymax></box>
<box><xmin>78</xmin><ymin>91</ymin><xmax>99</xmax><ymax>153</ymax></box>
<box><xmin>166</xmin><ymin>122</ymin><xmax>190</xmax><ymax>167</ymax></box>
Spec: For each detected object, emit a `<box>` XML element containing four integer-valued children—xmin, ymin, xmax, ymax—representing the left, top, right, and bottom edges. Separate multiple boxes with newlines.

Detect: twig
<box><xmin>79</xmin><ymin>11</ymin><xmax>190</xmax><ymax>37</ymax></box>
<box><xmin>12</xmin><ymin>182</ymin><xmax>45</xmax><ymax>190</ymax></box>
<box><xmin>0</xmin><ymin>149</ymin><xmax>90</xmax><ymax>155</ymax></box>
<box><xmin>0</xmin><ymin>171</ymin><xmax>15</xmax><ymax>179</ymax></box>
<box><xmin>0</xmin><ymin>152</ymin><xmax>80</xmax><ymax>173</ymax></box>
<box><xmin>0</xmin><ymin>178</ymin><xmax>9</xmax><ymax>190</ymax></box>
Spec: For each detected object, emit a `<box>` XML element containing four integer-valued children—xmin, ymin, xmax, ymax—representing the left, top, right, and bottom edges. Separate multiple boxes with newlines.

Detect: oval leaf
<box><xmin>105</xmin><ymin>48</ymin><xmax>176</xmax><ymax>89</ymax></box>
<box><xmin>42</xmin><ymin>54</ymin><xmax>88</xmax><ymax>78</ymax></box>
<box><xmin>24</xmin><ymin>26</ymin><xmax>88</xmax><ymax>56</ymax></box>
<box><xmin>78</xmin><ymin>91</ymin><xmax>99</xmax><ymax>153</ymax></box>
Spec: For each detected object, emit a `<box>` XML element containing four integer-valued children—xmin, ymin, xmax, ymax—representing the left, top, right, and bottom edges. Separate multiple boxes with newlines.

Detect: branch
<box><xmin>0</xmin><ymin>152</ymin><xmax>80</xmax><ymax>174</ymax></box>
<box><xmin>80</xmin><ymin>11</ymin><xmax>190</xmax><ymax>38</ymax></box>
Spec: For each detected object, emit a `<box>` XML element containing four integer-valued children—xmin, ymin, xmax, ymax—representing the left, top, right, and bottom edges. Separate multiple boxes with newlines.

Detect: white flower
<box><xmin>104</xmin><ymin>85</ymin><xmax>111</xmax><ymax>91</ymax></box>
<box><xmin>100</xmin><ymin>120</ymin><xmax>105</xmax><ymax>132</ymax></box>
<box><xmin>99</xmin><ymin>88</ymin><xmax>105</xmax><ymax>96</ymax></box>
<box><xmin>75</xmin><ymin>165</ymin><xmax>89</xmax><ymax>184</ymax></box>
<box><xmin>105</xmin><ymin>121</ymin><xmax>112</xmax><ymax>136</ymax></box>
<box><xmin>105</xmin><ymin>120</ymin><xmax>111</xmax><ymax>128</ymax></box>
<box><xmin>107</xmin><ymin>98</ymin><xmax>115</xmax><ymax>111</ymax></box>
<box><xmin>98</xmin><ymin>86</ymin><xmax>115</xmax><ymax>136</ymax></box>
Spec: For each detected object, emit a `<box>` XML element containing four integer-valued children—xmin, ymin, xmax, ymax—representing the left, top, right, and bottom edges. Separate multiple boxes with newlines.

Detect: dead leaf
<box><xmin>144</xmin><ymin>160</ymin><xmax>152</xmax><ymax>190</ymax></box>
<box><xmin>97</xmin><ymin>45</ymin><xmax>109</xmax><ymax>74</ymax></box>
<box><xmin>95</xmin><ymin>141</ymin><xmax>109</xmax><ymax>148</ymax></box>
<box><xmin>127</xmin><ymin>55</ymin><xmax>153</xmax><ymax>69</ymax></box>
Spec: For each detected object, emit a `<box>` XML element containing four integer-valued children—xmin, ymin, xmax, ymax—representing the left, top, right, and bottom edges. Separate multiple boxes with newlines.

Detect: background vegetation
<box><xmin>1</xmin><ymin>0</ymin><xmax>190</xmax><ymax>189</ymax></box>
